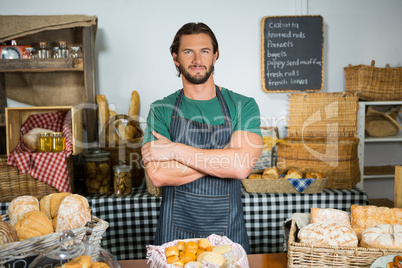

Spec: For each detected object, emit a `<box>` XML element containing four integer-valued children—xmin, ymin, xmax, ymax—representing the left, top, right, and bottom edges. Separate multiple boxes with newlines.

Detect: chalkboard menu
<box><xmin>261</xmin><ymin>15</ymin><xmax>324</xmax><ymax>92</ymax></box>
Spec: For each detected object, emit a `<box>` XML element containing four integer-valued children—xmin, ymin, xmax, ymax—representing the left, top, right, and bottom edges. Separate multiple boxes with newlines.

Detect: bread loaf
<box><xmin>56</xmin><ymin>194</ymin><xmax>91</xmax><ymax>233</ymax></box>
<box><xmin>40</xmin><ymin>192</ymin><xmax>71</xmax><ymax>219</ymax></box>
<box><xmin>248</xmin><ymin>174</ymin><xmax>261</xmax><ymax>179</ymax></box>
<box><xmin>197</xmin><ymin>251</ymin><xmax>225</xmax><ymax>266</ymax></box>
<box><xmin>298</xmin><ymin>222</ymin><xmax>358</xmax><ymax>247</ymax></box>
<box><xmin>14</xmin><ymin>211</ymin><xmax>53</xmax><ymax>240</ymax></box>
<box><xmin>305</xmin><ymin>172</ymin><xmax>324</xmax><ymax>179</ymax></box>
<box><xmin>311</xmin><ymin>208</ymin><xmax>351</xmax><ymax>227</ymax></box>
<box><xmin>22</xmin><ymin>128</ymin><xmax>53</xmax><ymax>151</ymax></box>
<box><xmin>96</xmin><ymin>95</ymin><xmax>109</xmax><ymax>131</ymax></box>
<box><xmin>8</xmin><ymin>196</ymin><xmax>40</xmax><ymax>226</ymax></box>
<box><xmin>284</xmin><ymin>169</ymin><xmax>302</xmax><ymax>179</ymax></box>
<box><xmin>262</xmin><ymin>166</ymin><xmax>279</xmax><ymax>179</ymax></box>
<box><xmin>0</xmin><ymin>221</ymin><xmax>19</xmax><ymax>245</ymax></box>
<box><xmin>351</xmin><ymin>205</ymin><xmax>402</xmax><ymax>240</ymax></box>
<box><xmin>361</xmin><ymin>224</ymin><xmax>402</xmax><ymax>249</ymax></box>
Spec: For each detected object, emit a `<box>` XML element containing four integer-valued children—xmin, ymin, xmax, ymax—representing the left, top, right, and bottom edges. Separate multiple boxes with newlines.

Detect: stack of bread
<box><xmin>96</xmin><ymin>90</ymin><xmax>140</xmax><ymax>144</ymax></box>
<box><xmin>1</xmin><ymin>193</ymin><xmax>91</xmax><ymax>244</ymax></box>
<box><xmin>247</xmin><ymin>166</ymin><xmax>324</xmax><ymax>180</ymax></box>
<box><xmin>296</xmin><ymin>205</ymin><xmax>402</xmax><ymax>250</ymax></box>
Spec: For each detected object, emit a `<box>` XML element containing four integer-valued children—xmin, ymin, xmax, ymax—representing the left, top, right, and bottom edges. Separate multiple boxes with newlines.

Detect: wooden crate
<box><xmin>5</xmin><ymin>106</ymin><xmax>83</xmax><ymax>155</ymax></box>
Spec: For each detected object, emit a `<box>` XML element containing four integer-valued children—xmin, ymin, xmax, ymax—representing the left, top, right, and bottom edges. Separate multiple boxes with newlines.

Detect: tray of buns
<box><xmin>242</xmin><ymin>167</ymin><xmax>327</xmax><ymax>194</ymax></box>
<box><xmin>0</xmin><ymin>193</ymin><xmax>109</xmax><ymax>265</ymax></box>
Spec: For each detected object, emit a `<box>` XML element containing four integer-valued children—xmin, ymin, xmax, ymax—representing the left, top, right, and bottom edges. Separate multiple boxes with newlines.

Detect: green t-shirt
<box><xmin>143</xmin><ymin>87</ymin><xmax>262</xmax><ymax>144</ymax></box>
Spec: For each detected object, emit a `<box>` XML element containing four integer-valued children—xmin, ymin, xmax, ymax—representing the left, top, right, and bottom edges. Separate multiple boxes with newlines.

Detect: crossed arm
<box><xmin>141</xmin><ymin>130</ymin><xmax>263</xmax><ymax>187</ymax></box>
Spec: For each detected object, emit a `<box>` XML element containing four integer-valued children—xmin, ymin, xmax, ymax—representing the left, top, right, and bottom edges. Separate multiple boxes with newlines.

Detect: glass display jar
<box><xmin>52</xmin><ymin>47</ymin><xmax>60</xmax><ymax>58</ymax></box>
<box><xmin>29</xmin><ymin>230</ymin><xmax>121</xmax><ymax>268</ymax></box>
<box><xmin>38</xmin><ymin>132</ymin><xmax>52</xmax><ymax>152</ymax></box>
<box><xmin>59</xmin><ymin>41</ymin><xmax>69</xmax><ymax>58</ymax></box>
<box><xmin>82</xmin><ymin>148</ymin><xmax>112</xmax><ymax>195</ymax></box>
<box><xmin>38</xmin><ymin>41</ymin><xmax>50</xmax><ymax>59</ymax></box>
<box><xmin>70</xmin><ymin>46</ymin><xmax>83</xmax><ymax>58</ymax></box>
<box><xmin>52</xmin><ymin>132</ymin><xmax>65</xmax><ymax>152</ymax></box>
<box><xmin>113</xmin><ymin>161</ymin><xmax>132</xmax><ymax>196</ymax></box>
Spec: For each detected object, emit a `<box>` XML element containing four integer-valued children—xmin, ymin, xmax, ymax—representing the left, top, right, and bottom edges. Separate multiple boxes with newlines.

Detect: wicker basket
<box><xmin>99</xmin><ymin>114</ymin><xmax>144</xmax><ymax>187</ymax></box>
<box><xmin>287</xmin><ymin>92</ymin><xmax>359</xmax><ymax>138</ymax></box>
<box><xmin>145</xmin><ymin>167</ymin><xmax>162</xmax><ymax>197</ymax></box>
<box><xmin>345</xmin><ymin>60</ymin><xmax>402</xmax><ymax>101</ymax></box>
<box><xmin>288</xmin><ymin>219</ymin><xmax>402</xmax><ymax>267</ymax></box>
<box><xmin>277</xmin><ymin>137</ymin><xmax>361</xmax><ymax>189</ymax></box>
<box><xmin>0</xmin><ymin>155</ymin><xmax>74</xmax><ymax>202</ymax></box>
<box><xmin>242</xmin><ymin>177</ymin><xmax>327</xmax><ymax>194</ymax></box>
<box><xmin>0</xmin><ymin>215</ymin><xmax>108</xmax><ymax>265</ymax></box>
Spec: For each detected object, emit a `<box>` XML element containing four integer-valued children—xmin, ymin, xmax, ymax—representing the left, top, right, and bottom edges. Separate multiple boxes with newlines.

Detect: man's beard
<box><xmin>180</xmin><ymin>64</ymin><xmax>214</xmax><ymax>85</ymax></box>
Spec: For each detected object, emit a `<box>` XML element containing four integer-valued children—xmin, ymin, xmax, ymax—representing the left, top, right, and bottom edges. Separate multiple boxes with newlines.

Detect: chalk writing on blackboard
<box><xmin>261</xmin><ymin>15</ymin><xmax>324</xmax><ymax>92</ymax></box>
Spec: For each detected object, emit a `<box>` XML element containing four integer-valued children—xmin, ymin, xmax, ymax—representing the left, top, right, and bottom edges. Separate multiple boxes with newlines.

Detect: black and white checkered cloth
<box><xmin>0</xmin><ymin>182</ymin><xmax>369</xmax><ymax>260</ymax></box>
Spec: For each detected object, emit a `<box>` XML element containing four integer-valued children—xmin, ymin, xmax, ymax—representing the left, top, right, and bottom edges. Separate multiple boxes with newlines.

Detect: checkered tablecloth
<box><xmin>0</xmin><ymin>182</ymin><xmax>369</xmax><ymax>260</ymax></box>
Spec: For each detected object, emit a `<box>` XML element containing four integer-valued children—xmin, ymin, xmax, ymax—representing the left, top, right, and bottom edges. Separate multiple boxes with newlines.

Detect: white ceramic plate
<box><xmin>370</xmin><ymin>255</ymin><xmax>397</xmax><ymax>268</ymax></box>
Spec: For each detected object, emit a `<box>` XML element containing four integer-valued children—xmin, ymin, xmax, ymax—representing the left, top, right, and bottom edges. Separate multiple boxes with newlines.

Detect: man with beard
<box><xmin>141</xmin><ymin>22</ymin><xmax>262</xmax><ymax>253</ymax></box>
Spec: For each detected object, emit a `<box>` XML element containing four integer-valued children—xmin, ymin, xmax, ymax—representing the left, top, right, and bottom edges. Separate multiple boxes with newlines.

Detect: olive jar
<box><xmin>113</xmin><ymin>161</ymin><xmax>132</xmax><ymax>196</ymax></box>
<box><xmin>82</xmin><ymin>148</ymin><xmax>112</xmax><ymax>195</ymax></box>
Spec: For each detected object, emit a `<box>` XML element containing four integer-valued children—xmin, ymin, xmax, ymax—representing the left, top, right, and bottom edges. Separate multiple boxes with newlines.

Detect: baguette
<box><xmin>128</xmin><ymin>90</ymin><xmax>140</xmax><ymax>119</ymax></box>
<box><xmin>96</xmin><ymin>95</ymin><xmax>109</xmax><ymax>130</ymax></box>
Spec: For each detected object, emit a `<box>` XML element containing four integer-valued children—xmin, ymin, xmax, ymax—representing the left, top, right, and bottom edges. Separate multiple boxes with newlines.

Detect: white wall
<box><xmin>3</xmin><ymin>0</ymin><xmax>402</xmax><ymax>201</ymax></box>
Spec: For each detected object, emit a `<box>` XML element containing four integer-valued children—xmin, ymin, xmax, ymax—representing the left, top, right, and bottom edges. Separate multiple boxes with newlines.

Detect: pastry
<box><xmin>91</xmin><ymin>262</ymin><xmax>110</xmax><ymax>268</ymax></box>
<box><xmin>56</xmin><ymin>194</ymin><xmax>91</xmax><ymax>233</ymax></box>
<box><xmin>262</xmin><ymin>166</ymin><xmax>279</xmax><ymax>179</ymax></box>
<box><xmin>62</xmin><ymin>255</ymin><xmax>92</xmax><ymax>268</ymax></box>
<box><xmin>181</xmin><ymin>251</ymin><xmax>196</xmax><ymax>264</ymax></box>
<box><xmin>361</xmin><ymin>224</ymin><xmax>402</xmax><ymax>249</ymax></box>
<box><xmin>184</xmin><ymin>241</ymin><xmax>198</xmax><ymax>255</ymax></box>
<box><xmin>310</xmin><ymin>207</ymin><xmax>351</xmax><ymax>227</ymax></box>
<box><xmin>14</xmin><ymin>211</ymin><xmax>53</xmax><ymax>240</ymax></box>
<box><xmin>305</xmin><ymin>172</ymin><xmax>324</xmax><ymax>179</ymax></box>
<box><xmin>284</xmin><ymin>169</ymin><xmax>302</xmax><ymax>179</ymax></box>
<box><xmin>298</xmin><ymin>222</ymin><xmax>358</xmax><ymax>247</ymax></box>
<box><xmin>8</xmin><ymin>196</ymin><xmax>40</xmax><ymax>226</ymax></box>
<box><xmin>0</xmin><ymin>221</ymin><xmax>19</xmax><ymax>245</ymax></box>
<box><xmin>248</xmin><ymin>174</ymin><xmax>262</xmax><ymax>179</ymax></box>
<box><xmin>197</xmin><ymin>238</ymin><xmax>211</xmax><ymax>251</ymax></box>
<box><xmin>176</xmin><ymin>240</ymin><xmax>186</xmax><ymax>251</ymax></box>
<box><xmin>351</xmin><ymin>205</ymin><xmax>402</xmax><ymax>240</ymax></box>
<box><xmin>165</xmin><ymin>246</ymin><xmax>180</xmax><ymax>257</ymax></box>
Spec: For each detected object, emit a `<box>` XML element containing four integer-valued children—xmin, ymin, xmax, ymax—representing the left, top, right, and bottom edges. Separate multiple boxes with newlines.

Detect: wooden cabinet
<box><xmin>0</xmin><ymin>16</ymin><xmax>98</xmax><ymax>154</ymax></box>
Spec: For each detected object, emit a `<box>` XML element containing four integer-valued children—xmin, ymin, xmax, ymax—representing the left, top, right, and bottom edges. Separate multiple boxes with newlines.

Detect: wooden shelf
<box><xmin>0</xmin><ymin>58</ymin><xmax>84</xmax><ymax>72</ymax></box>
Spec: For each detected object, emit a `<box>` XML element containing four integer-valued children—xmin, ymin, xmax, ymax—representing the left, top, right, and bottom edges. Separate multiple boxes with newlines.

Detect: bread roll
<box><xmin>96</xmin><ymin>95</ymin><xmax>109</xmax><ymax>131</ymax></box>
<box><xmin>62</xmin><ymin>255</ymin><xmax>92</xmax><ymax>268</ymax></box>
<box><xmin>0</xmin><ymin>221</ymin><xmax>19</xmax><ymax>245</ymax></box>
<box><xmin>263</xmin><ymin>166</ymin><xmax>279</xmax><ymax>179</ymax></box>
<box><xmin>212</xmin><ymin>244</ymin><xmax>232</xmax><ymax>254</ymax></box>
<box><xmin>351</xmin><ymin>205</ymin><xmax>402</xmax><ymax>240</ymax></box>
<box><xmin>56</xmin><ymin>194</ymin><xmax>91</xmax><ymax>233</ymax></box>
<box><xmin>91</xmin><ymin>262</ymin><xmax>110</xmax><ymax>268</ymax></box>
<box><xmin>198</xmin><ymin>238</ymin><xmax>211</xmax><ymax>251</ymax></box>
<box><xmin>311</xmin><ymin>208</ymin><xmax>351</xmax><ymax>227</ymax></box>
<box><xmin>181</xmin><ymin>251</ymin><xmax>196</xmax><ymax>264</ymax></box>
<box><xmin>184</xmin><ymin>241</ymin><xmax>198</xmax><ymax>255</ymax></box>
<box><xmin>305</xmin><ymin>172</ymin><xmax>324</xmax><ymax>179</ymax></box>
<box><xmin>177</xmin><ymin>240</ymin><xmax>186</xmax><ymax>251</ymax></box>
<box><xmin>248</xmin><ymin>174</ymin><xmax>262</xmax><ymax>179</ymax></box>
<box><xmin>22</xmin><ymin>128</ymin><xmax>54</xmax><ymax>151</ymax></box>
<box><xmin>40</xmin><ymin>192</ymin><xmax>71</xmax><ymax>219</ymax></box>
<box><xmin>165</xmin><ymin>246</ymin><xmax>179</xmax><ymax>257</ymax></box>
<box><xmin>284</xmin><ymin>169</ymin><xmax>302</xmax><ymax>179</ymax></box>
<box><xmin>361</xmin><ymin>224</ymin><xmax>402</xmax><ymax>249</ymax></box>
<box><xmin>197</xmin><ymin>251</ymin><xmax>225</xmax><ymax>266</ymax></box>
<box><xmin>171</xmin><ymin>259</ymin><xmax>184</xmax><ymax>267</ymax></box>
<box><xmin>298</xmin><ymin>222</ymin><xmax>358</xmax><ymax>247</ymax></box>
<box><xmin>8</xmin><ymin>196</ymin><xmax>40</xmax><ymax>226</ymax></box>
<box><xmin>14</xmin><ymin>211</ymin><xmax>53</xmax><ymax>240</ymax></box>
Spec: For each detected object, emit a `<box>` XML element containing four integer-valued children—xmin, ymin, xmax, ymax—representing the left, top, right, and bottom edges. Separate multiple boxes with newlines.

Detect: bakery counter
<box><xmin>0</xmin><ymin>181</ymin><xmax>369</xmax><ymax>260</ymax></box>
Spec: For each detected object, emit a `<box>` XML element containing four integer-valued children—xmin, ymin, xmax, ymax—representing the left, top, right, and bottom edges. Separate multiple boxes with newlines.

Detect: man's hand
<box><xmin>141</xmin><ymin>131</ymin><xmax>176</xmax><ymax>164</ymax></box>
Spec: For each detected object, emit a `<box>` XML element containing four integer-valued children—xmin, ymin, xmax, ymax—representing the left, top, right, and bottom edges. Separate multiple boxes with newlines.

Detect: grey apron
<box><xmin>154</xmin><ymin>85</ymin><xmax>250</xmax><ymax>253</ymax></box>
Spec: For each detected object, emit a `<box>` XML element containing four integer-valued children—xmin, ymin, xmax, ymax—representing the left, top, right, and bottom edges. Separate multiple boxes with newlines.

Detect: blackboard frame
<box><xmin>260</xmin><ymin>15</ymin><xmax>324</xmax><ymax>93</ymax></box>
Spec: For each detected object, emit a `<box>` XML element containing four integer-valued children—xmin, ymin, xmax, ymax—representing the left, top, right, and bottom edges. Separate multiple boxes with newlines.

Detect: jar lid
<box><xmin>40</xmin><ymin>132</ymin><xmax>51</xmax><ymax>136</ymax></box>
<box><xmin>71</xmin><ymin>46</ymin><xmax>82</xmax><ymax>51</ymax></box>
<box><xmin>53</xmin><ymin>132</ymin><xmax>64</xmax><ymax>135</ymax></box>
<box><xmin>82</xmin><ymin>148</ymin><xmax>110</xmax><ymax>158</ymax></box>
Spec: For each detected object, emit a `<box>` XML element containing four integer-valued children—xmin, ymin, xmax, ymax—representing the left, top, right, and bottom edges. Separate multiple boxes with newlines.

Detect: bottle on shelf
<box><xmin>38</xmin><ymin>42</ymin><xmax>50</xmax><ymax>59</ymax></box>
<box><xmin>59</xmin><ymin>41</ymin><xmax>69</xmax><ymax>58</ymax></box>
<box><xmin>70</xmin><ymin>46</ymin><xmax>83</xmax><ymax>58</ymax></box>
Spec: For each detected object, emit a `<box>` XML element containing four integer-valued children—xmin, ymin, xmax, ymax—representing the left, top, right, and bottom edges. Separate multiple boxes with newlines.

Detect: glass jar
<box><xmin>70</xmin><ymin>46</ymin><xmax>83</xmax><ymax>58</ymax></box>
<box><xmin>22</xmin><ymin>47</ymin><xmax>35</xmax><ymax>59</ymax></box>
<box><xmin>82</xmin><ymin>148</ymin><xmax>112</xmax><ymax>195</ymax></box>
<box><xmin>113</xmin><ymin>162</ymin><xmax>132</xmax><ymax>196</ymax></box>
<box><xmin>52</xmin><ymin>47</ymin><xmax>60</xmax><ymax>58</ymax></box>
<box><xmin>38</xmin><ymin>133</ymin><xmax>52</xmax><ymax>152</ymax></box>
<box><xmin>38</xmin><ymin>41</ymin><xmax>50</xmax><ymax>59</ymax></box>
<box><xmin>52</xmin><ymin>132</ymin><xmax>65</xmax><ymax>152</ymax></box>
<box><xmin>59</xmin><ymin>41</ymin><xmax>69</xmax><ymax>58</ymax></box>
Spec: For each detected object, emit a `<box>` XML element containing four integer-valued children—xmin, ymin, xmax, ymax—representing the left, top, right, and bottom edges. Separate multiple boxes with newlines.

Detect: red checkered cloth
<box><xmin>7</xmin><ymin>111</ymin><xmax>74</xmax><ymax>193</ymax></box>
